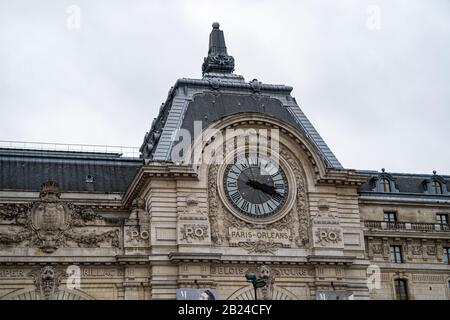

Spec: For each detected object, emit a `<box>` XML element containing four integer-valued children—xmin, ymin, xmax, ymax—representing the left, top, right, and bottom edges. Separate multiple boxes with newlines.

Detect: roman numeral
<box><xmin>274</xmin><ymin>183</ymin><xmax>284</xmax><ymax>189</ymax></box>
<box><xmin>249</xmin><ymin>157</ymin><xmax>259</xmax><ymax>167</ymax></box>
<box><xmin>272</xmin><ymin>193</ymin><xmax>283</xmax><ymax>204</ymax></box>
<box><xmin>240</xmin><ymin>200</ymin><xmax>249</xmax><ymax>212</ymax></box>
<box><xmin>227</xmin><ymin>181</ymin><xmax>237</xmax><ymax>188</ymax></box>
<box><xmin>230</xmin><ymin>192</ymin><xmax>241</xmax><ymax>203</ymax></box>
<box><xmin>230</xmin><ymin>169</ymin><xmax>240</xmax><ymax>175</ymax></box>
<box><xmin>255</xmin><ymin>205</ymin><xmax>263</xmax><ymax>215</ymax></box>
<box><xmin>271</xmin><ymin>172</ymin><xmax>280</xmax><ymax>178</ymax></box>
<box><xmin>239</xmin><ymin>162</ymin><xmax>248</xmax><ymax>169</ymax></box>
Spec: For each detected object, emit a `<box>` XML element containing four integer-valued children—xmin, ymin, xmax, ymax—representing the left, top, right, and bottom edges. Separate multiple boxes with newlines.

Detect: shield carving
<box><xmin>30</xmin><ymin>202</ymin><xmax>70</xmax><ymax>253</ymax></box>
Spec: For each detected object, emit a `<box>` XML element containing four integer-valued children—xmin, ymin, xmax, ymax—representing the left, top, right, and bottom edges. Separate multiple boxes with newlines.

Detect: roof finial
<box><xmin>381</xmin><ymin>168</ymin><xmax>385</xmax><ymax>173</ymax></box>
<box><xmin>202</xmin><ymin>22</ymin><xmax>235</xmax><ymax>75</ymax></box>
<box><xmin>433</xmin><ymin>170</ymin><xmax>437</xmax><ymax>175</ymax></box>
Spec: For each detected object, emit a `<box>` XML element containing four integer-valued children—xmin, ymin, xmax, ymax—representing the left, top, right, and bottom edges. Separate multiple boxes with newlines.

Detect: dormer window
<box><xmin>370</xmin><ymin>169</ymin><xmax>399</xmax><ymax>193</ymax></box>
<box><xmin>432</xmin><ymin>181</ymin><xmax>443</xmax><ymax>195</ymax></box>
<box><xmin>423</xmin><ymin>171</ymin><xmax>448</xmax><ymax>195</ymax></box>
<box><xmin>380</xmin><ymin>178</ymin><xmax>391</xmax><ymax>192</ymax></box>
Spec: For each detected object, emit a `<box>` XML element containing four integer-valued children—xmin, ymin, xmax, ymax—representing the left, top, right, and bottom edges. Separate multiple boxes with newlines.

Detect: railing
<box><xmin>364</xmin><ymin>220</ymin><xmax>450</xmax><ymax>232</ymax></box>
<box><xmin>0</xmin><ymin>140</ymin><xmax>140</xmax><ymax>158</ymax></box>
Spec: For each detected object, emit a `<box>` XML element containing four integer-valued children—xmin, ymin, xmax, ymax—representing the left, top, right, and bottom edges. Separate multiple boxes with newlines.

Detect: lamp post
<box><xmin>245</xmin><ymin>272</ymin><xmax>267</xmax><ymax>300</ymax></box>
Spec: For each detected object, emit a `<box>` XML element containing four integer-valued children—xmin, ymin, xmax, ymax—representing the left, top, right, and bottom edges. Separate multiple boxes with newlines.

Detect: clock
<box><xmin>223</xmin><ymin>155</ymin><xmax>289</xmax><ymax>219</ymax></box>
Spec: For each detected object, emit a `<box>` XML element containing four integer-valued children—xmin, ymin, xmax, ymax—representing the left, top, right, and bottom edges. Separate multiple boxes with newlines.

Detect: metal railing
<box><xmin>364</xmin><ymin>220</ymin><xmax>450</xmax><ymax>232</ymax></box>
<box><xmin>0</xmin><ymin>140</ymin><xmax>140</xmax><ymax>158</ymax></box>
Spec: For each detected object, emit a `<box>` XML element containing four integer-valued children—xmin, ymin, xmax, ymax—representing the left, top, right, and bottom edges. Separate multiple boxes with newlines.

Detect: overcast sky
<box><xmin>0</xmin><ymin>0</ymin><xmax>449</xmax><ymax>174</ymax></box>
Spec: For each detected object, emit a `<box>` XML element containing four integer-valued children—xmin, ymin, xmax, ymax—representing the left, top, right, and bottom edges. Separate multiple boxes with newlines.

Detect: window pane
<box><xmin>395</xmin><ymin>280</ymin><xmax>408</xmax><ymax>300</ymax></box>
<box><xmin>432</xmin><ymin>181</ymin><xmax>442</xmax><ymax>194</ymax></box>
<box><xmin>444</xmin><ymin>248</ymin><xmax>450</xmax><ymax>264</ymax></box>
<box><xmin>381</xmin><ymin>179</ymin><xmax>391</xmax><ymax>192</ymax></box>
<box><xmin>384</xmin><ymin>212</ymin><xmax>396</xmax><ymax>222</ymax></box>
<box><xmin>390</xmin><ymin>246</ymin><xmax>403</xmax><ymax>263</ymax></box>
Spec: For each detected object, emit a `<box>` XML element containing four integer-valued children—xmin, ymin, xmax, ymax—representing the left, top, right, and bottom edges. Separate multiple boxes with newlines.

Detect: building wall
<box><xmin>360</xmin><ymin>197</ymin><xmax>450</xmax><ymax>300</ymax></box>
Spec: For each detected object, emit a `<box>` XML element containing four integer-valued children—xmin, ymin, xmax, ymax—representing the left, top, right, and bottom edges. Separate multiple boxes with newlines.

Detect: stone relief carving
<box><xmin>311</xmin><ymin>198</ymin><xmax>343</xmax><ymax>249</ymax></box>
<box><xmin>411</xmin><ymin>244</ymin><xmax>423</xmax><ymax>255</ymax></box>
<box><xmin>208</xmin><ymin>164</ymin><xmax>224</xmax><ymax>245</ymax></box>
<box><xmin>180</xmin><ymin>224</ymin><xmax>209</xmax><ymax>243</ymax></box>
<box><xmin>257</xmin><ymin>265</ymin><xmax>275</xmax><ymax>300</ymax></box>
<box><xmin>238</xmin><ymin>240</ymin><xmax>279</xmax><ymax>254</ymax></box>
<box><xmin>29</xmin><ymin>266</ymin><xmax>63</xmax><ymax>300</ymax></box>
<box><xmin>371</xmin><ymin>243</ymin><xmax>383</xmax><ymax>254</ymax></box>
<box><xmin>314</xmin><ymin>228</ymin><xmax>342</xmax><ymax>246</ymax></box>
<box><xmin>207</xmin><ymin>147</ymin><xmax>310</xmax><ymax>253</ymax></box>
<box><xmin>179</xmin><ymin>194</ymin><xmax>208</xmax><ymax>220</ymax></box>
<box><xmin>281</xmin><ymin>149</ymin><xmax>310</xmax><ymax>246</ymax></box>
<box><xmin>426</xmin><ymin>245</ymin><xmax>436</xmax><ymax>256</ymax></box>
<box><xmin>177</xmin><ymin>193</ymin><xmax>210</xmax><ymax>244</ymax></box>
<box><xmin>0</xmin><ymin>181</ymin><xmax>120</xmax><ymax>253</ymax></box>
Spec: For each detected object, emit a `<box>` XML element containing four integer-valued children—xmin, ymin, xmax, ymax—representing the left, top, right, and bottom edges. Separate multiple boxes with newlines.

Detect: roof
<box><xmin>357</xmin><ymin>170</ymin><xmax>450</xmax><ymax>197</ymax></box>
<box><xmin>140</xmin><ymin>23</ymin><xmax>343</xmax><ymax>169</ymax></box>
<box><xmin>0</xmin><ymin>148</ymin><xmax>142</xmax><ymax>193</ymax></box>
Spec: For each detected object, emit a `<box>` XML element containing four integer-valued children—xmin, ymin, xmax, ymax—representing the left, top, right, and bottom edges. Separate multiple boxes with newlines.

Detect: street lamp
<box><xmin>245</xmin><ymin>272</ymin><xmax>267</xmax><ymax>300</ymax></box>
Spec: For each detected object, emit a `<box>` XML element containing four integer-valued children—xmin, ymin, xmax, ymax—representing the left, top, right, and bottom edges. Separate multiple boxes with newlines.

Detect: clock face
<box><xmin>223</xmin><ymin>156</ymin><xmax>289</xmax><ymax>219</ymax></box>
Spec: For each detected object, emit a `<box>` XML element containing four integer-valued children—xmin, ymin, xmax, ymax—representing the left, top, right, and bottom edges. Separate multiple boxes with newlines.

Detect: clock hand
<box><xmin>247</xmin><ymin>180</ymin><xmax>285</xmax><ymax>198</ymax></box>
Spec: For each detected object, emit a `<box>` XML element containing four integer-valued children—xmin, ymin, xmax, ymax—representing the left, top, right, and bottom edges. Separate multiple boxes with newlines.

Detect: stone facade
<box><xmin>0</xmin><ymin>23</ymin><xmax>448</xmax><ymax>300</ymax></box>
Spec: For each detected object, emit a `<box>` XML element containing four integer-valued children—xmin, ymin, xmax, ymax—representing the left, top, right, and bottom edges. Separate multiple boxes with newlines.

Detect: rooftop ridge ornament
<box><xmin>202</xmin><ymin>22</ymin><xmax>235</xmax><ymax>75</ymax></box>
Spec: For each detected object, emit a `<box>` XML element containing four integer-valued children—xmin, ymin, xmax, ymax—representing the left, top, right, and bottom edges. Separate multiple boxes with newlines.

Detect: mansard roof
<box><xmin>0</xmin><ymin>148</ymin><xmax>142</xmax><ymax>193</ymax></box>
<box><xmin>358</xmin><ymin>170</ymin><xmax>450</xmax><ymax>198</ymax></box>
<box><xmin>139</xmin><ymin>23</ymin><xmax>343</xmax><ymax>169</ymax></box>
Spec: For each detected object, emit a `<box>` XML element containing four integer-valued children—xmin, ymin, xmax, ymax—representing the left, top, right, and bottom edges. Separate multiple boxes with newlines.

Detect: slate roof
<box><xmin>139</xmin><ymin>23</ymin><xmax>343</xmax><ymax>169</ymax></box>
<box><xmin>0</xmin><ymin>148</ymin><xmax>142</xmax><ymax>193</ymax></box>
<box><xmin>358</xmin><ymin>170</ymin><xmax>450</xmax><ymax>197</ymax></box>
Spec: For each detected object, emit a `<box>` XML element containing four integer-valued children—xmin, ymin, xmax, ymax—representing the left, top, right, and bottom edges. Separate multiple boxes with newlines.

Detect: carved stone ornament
<box><xmin>426</xmin><ymin>245</ymin><xmax>436</xmax><ymax>256</ymax></box>
<box><xmin>314</xmin><ymin>228</ymin><xmax>342</xmax><ymax>247</ymax></box>
<box><xmin>179</xmin><ymin>194</ymin><xmax>207</xmax><ymax>221</ymax></box>
<box><xmin>180</xmin><ymin>224</ymin><xmax>209</xmax><ymax>243</ymax></box>
<box><xmin>207</xmin><ymin>147</ymin><xmax>310</xmax><ymax>254</ymax></box>
<box><xmin>0</xmin><ymin>181</ymin><xmax>120</xmax><ymax>253</ymax></box>
<box><xmin>238</xmin><ymin>240</ymin><xmax>279</xmax><ymax>254</ymax></box>
<box><xmin>412</xmin><ymin>244</ymin><xmax>423</xmax><ymax>255</ymax></box>
<box><xmin>371</xmin><ymin>243</ymin><xmax>383</xmax><ymax>254</ymax></box>
<box><xmin>29</xmin><ymin>266</ymin><xmax>63</xmax><ymax>300</ymax></box>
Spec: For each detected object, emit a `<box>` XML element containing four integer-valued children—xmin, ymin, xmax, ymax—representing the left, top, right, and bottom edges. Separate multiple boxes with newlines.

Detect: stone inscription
<box><xmin>228</xmin><ymin>227</ymin><xmax>291</xmax><ymax>247</ymax></box>
<box><xmin>0</xmin><ymin>269</ymin><xmax>25</xmax><ymax>278</ymax></box>
<box><xmin>211</xmin><ymin>266</ymin><xmax>313</xmax><ymax>277</ymax></box>
<box><xmin>81</xmin><ymin>268</ymin><xmax>124</xmax><ymax>278</ymax></box>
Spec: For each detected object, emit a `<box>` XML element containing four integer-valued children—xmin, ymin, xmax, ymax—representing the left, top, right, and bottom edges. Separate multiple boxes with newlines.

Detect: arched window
<box><xmin>424</xmin><ymin>171</ymin><xmax>448</xmax><ymax>195</ymax></box>
<box><xmin>432</xmin><ymin>181</ymin><xmax>443</xmax><ymax>195</ymax></box>
<box><xmin>380</xmin><ymin>178</ymin><xmax>391</xmax><ymax>192</ymax></box>
<box><xmin>371</xmin><ymin>169</ymin><xmax>399</xmax><ymax>193</ymax></box>
<box><xmin>394</xmin><ymin>279</ymin><xmax>409</xmax><ymax>300</ymax></box>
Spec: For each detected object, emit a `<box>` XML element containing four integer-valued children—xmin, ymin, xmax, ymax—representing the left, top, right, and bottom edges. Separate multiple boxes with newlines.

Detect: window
<box><xmin>436</xmin><ymin>213</ymin><xmax>448</xmax><ymax>225</ymax></box>
<box><xmin>380</xmin><ymin>178</ymin><xmax>391</xmax><ymax>192</ymax></box>
<box><xmin>432</xmin><ymin>181</ymin><xmax>443</xmax><ymax>194</ymax></box>
<box><xmin>443</xmin><ymin>247</ymin><xmax>450</xmax><ymax>265</ymax></box>
<box><xmin>384</xmin><ymin>212</ymin><xmax>397</xmax><ymax>223</ymax></box>
<box><xmin>394</xmin><ymin>279</ymin><xmax>409</xmax><ymax>300</ymax></box>
<box><xmin>390</xmin><ymin>245</ymin><xmax>403</xmax><ymax>263</ymax></box>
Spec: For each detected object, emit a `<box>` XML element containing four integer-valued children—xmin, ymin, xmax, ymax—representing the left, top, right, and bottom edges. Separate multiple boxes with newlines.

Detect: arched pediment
<box><xmin>185</xmin><ymin>113</ymin><xmax>329</xmax><ymax>182</ymax></box>
<box><xmin>227</xmin><ymin>284</ymin><xmax>299</xmax><ymax>300</ymax></box>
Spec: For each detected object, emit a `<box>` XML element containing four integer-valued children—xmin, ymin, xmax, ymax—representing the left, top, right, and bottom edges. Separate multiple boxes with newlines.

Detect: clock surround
<box><xmin>217</xmin><ymin>150</ymin><xmax>296</xmax><ymax>224</ymax></box>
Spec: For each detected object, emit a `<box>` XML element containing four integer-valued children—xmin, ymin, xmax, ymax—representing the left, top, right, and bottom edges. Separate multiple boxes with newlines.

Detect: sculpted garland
<box><xmin>0</xmin><ymin>181</ymin><xmax>120</xmax><ymax>253</ymax></box>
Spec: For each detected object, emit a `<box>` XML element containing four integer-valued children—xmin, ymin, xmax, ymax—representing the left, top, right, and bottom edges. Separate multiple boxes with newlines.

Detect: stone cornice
<box><xmin>316</xmin><ymin>169</ymin><xmax>368</xmax><ymax>186</ymax></box>
<box><xmin>122</xmin><ymin>163</ymin><xmax>199</xmax><ymax>208</ymax></box>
